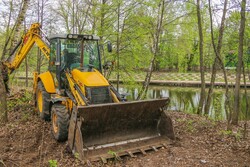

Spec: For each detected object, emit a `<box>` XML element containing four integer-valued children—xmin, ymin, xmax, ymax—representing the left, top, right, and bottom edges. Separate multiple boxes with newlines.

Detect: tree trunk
<box><xmin>116</xmin><ymin>2</ymin><xmax>120</xmax><ymax>92</ymax></box>
<box><xmin>196</xmin><ymin>0</ymin><xmax>206</xmax><ymax>115</ymax></box>
<box><xmin>137</xmin><ymin>56</ymin><xmax>155</xmax><ymax>100</ymax></box>
<box><xmin>36</xmin><ymin>0</ymin><xmax>42</xmax><ymax>74</ymax></box>
<box><xmin>231</xmin><ymin>0</ymin><xmax>246</xmax><ymax>125</ymax></box>
<box><xmin>242</xmin><ymin>62</ymin><xmax>249</xmax><ymax>138</ymax></box>
<box><xmin>1</xmin><ymin>0</ymin><xmax>14</xmax><ymax>60</ymax></box>
<box><xmin>8</xmin><ymin>0</ymin><xmax>30</xmax><ymax>56</ymax></box>
<box><xmin>100</xmin><ymin>0</ymin><xmax>107</xmax><ymax>76</ymax></box>
<box><xmin>0</xmin><ymin>63</ymin><xmax>8</xmax><ymax>123</ymax></box>
<box><xmin>23</xmin><ymin>21</ymin><xmax>28</xmax><ymax>87</ymax></box>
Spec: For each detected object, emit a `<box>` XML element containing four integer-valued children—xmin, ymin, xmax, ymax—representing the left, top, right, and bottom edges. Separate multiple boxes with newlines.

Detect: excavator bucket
<box><xmin>68</xmin><ymin>98</ymin><xmax>175</xmax><ymax>162</ymax></box>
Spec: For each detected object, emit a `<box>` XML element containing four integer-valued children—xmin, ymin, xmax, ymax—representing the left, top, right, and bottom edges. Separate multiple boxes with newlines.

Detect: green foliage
<box><xmin>48</xmin><ymin>159</ymin><xmax>57</xmax><ymax>167</ymax></box>
<box><xmin>0</xmin><ymin>0</ymin><xmax>248</xmax><ymax>75</ymax></box>
<box><xmin>211</xmin><ymin>93</ymin><xmax>224</xmax><ymax>120</ymax></box>
<box><xmin>225</xmin><ymin>51</ymin><xmax>237</xmax><ymax>67</ymax></box>
<box><xmin>7</xmin><ymin>90</ymin><xmax>32</xmax><ymax>110</ymax></box>
<box><xmin>74</xmin><ymin>152</ymin><xmax>80</xmax><ymax>160</ymax></box>
<box><xmin>220</xmin><ymin>130</ymin><xmax>242</xmax><ymax>141</ymax></box>
<box><xmin>108</xmin><ymin>149</ymin><xmax>123</xmax><ymax>161</ymax></box>
<box><xmin>234</xmin><ymin>132</ymin><xmax>242</xmax><ymax>141</ymax></box>
<box><xmin>21</xmin><ymin>112</ymin><xmax>30</xmax><ymax>122</ymax></box>
<box><xmin>220</xmin><ymin>130</ymin><xmax>232</xmax><ymax>135</ymax></box>
<box><xmin>186</xmin><ymin>119</ymin><xmax>195</xmax><ymax>132</ymax></box>
<box><xmin>108</xmin><ymin>150</ymin><xmax>117</xmax><ymax>157</ymax></box>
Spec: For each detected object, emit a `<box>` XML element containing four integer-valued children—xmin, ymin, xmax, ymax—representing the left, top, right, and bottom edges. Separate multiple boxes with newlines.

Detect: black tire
<box><xmin>51</xmin><ymin>104</ymin><xmax>69</xmax><ymax>142</ymax></box>
<box><xmin>36</xmin><ymin>81</ymin><xmax>51</xmax><ymax>121</ymax></box>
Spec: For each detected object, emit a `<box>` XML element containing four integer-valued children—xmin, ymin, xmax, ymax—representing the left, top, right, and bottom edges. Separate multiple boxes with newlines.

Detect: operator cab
<box><xmin>49</xmin><ymin>34</ymin><xmax>101</xmax><ymax>73</ymax></box>
<box><xmin>49</xmin><ymin>34</ymin><xmax>102</xmax><ymax>90</ymax></box>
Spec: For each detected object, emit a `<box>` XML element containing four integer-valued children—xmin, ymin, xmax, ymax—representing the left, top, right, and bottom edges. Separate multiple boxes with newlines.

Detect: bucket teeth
<box><xmin>81</xmin><ymin>141</ymin><xmax>172</xmax><ymax>163</ymax></box>
<box><xmin>162</xmin><ymin>143</ymin><xmax>167</xmax><ymax>148</ymax></box>
<box><xmin>100</xmin><ymin>157</ymin><xmax>107</xmax><ymax>164</ymax></box>
<box><xmin>127</xmin><ymin>151</ymin><xmax>136</xmax><ymax>158</ymax></box>
<box><xmin>151</xmin><ymin>146</ymin><xmax>158</xmax><ymax>152</ymax></box>
<box><xmin>114</xmin><ymin>154</ymin><xmax>122</xmax><ymax>161</ymax></box>
<box><xmin>139</xmin><ymin>149</ymin><xmax>147</xmax><ymax>155</ymax></box>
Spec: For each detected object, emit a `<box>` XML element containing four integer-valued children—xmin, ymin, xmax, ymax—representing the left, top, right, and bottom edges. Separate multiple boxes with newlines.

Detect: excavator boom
<box><xmin>4</xmin><ymin>23</ymin><xmax>50</xmax><ymax>73</ymax></box>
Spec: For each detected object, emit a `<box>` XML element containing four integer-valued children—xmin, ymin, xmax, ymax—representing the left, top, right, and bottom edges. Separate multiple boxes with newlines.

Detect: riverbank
<box><xmin>109</xmin><ymin>71</ymin><xmax>250</xmax><ymax>87</ymax></box>
<box><xmin>12</xmin><ymin>71</ymin><xmax>250</xmax><ymax>88</ymax></box>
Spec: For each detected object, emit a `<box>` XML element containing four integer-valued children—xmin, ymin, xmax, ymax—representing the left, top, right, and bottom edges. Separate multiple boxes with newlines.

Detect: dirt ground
<box><xmin>1</xmin><ymin>90</ymin><xmax>250</xmax><ymax>167</ymax></box>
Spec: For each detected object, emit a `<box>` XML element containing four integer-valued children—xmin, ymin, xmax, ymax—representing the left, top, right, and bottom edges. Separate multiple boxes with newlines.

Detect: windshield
<box><xmin>60</xmin><ymin>39</ymin><xmax>101</xmax><ymax>71</ymax></box>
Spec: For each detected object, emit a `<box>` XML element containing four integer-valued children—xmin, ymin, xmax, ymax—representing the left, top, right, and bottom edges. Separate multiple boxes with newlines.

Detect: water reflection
<box><xmin>119</xmin><ymin>85</ymin><xmax>250</xmax><ymax>121</ymax></box>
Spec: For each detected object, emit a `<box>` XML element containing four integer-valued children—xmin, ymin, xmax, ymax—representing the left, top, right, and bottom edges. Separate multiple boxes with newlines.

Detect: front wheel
<box><xmin>51</xmin><ymin>104</ymin><xmax>69</xmax><ymax>142</ymax></box>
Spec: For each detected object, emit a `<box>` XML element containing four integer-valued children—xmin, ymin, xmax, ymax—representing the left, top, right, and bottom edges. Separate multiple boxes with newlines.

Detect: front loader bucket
<box><xmin>68</xmin><ymin>98</ymin><xmax>175</xmax><ymax>162</ymax></box>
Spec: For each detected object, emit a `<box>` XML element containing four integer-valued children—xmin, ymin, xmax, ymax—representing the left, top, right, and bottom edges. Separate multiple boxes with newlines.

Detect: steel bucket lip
<box><xmin>82</xmin><ymin>135</ymin><xmax>172</xmax><ymax>162</ymax></box>
<box><xmin>83</xmin><ymin>135</ymin><xmax>160</xmax><ymax>150</ymax></box>
<box><xmin>77</xmin><ymin>97</ymin><xmax>170</xmax><ymax>109</ymax></box>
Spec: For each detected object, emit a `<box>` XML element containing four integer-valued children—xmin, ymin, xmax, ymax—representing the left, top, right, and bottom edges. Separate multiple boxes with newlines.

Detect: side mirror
<box><xmin>107</xmin><ymin>41</ymin><xmax>112</xmax><ymax>52</ymax></box>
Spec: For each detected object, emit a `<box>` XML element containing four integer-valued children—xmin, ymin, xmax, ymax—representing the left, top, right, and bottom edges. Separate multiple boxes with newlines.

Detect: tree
<box><xmin>204</xmin><ymin>0</ymin><xmax>228</xmax><ymax>115</ymax></box>
<box><xmin>231</xmin><ymin>0</ymin><xmax>246</xmax><ymax>125</ymax></box>
<box><xmin>53</xmin><ymin>0</ymin><xmax>91</xmax><ymax>34</ymax></box>
<box><xmin>1</xmin><ymin>0</ymin><xmax>14</xmax><ymax>60</ymax></box>
<box><xmin>136</xmin><ymin>0</ymin><xmax>165</xmax><ymax>100</ymax></box>
<box><xmin>0</xmin><ymin>0</ymin><xmax>30</xmax><ymax>123</ymax></box>
<box><xmin>196</xmin><ymin>0</ymin><xmax>205</xmax><ymax>115</ymax></box>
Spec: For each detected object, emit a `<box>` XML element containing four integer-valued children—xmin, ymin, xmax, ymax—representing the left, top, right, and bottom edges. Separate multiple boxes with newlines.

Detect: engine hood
<box><xmin>71</xmin><ymin>69</ymin><xmax>109</xmax><ymax>87</ymax></box>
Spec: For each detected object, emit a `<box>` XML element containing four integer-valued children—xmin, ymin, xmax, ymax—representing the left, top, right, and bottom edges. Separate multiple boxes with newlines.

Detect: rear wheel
<box><xmin>36</xmin><ymin>81</ymin><xmax>51</xmax><ymax>121</ymax></box>
<box><xmin>51</xmin><ymin>104</ymin><xmax>69</xmax><ymax>142</ymax></box>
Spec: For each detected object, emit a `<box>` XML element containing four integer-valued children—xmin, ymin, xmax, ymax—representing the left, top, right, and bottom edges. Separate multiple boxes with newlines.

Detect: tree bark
<box><xmin>0</xmin><ymin>63</ymin><xmax>8</xmax><ymax>123</ymax></box>
<box><xmin>242</xmin><ymin>61</ymin><xmax>249</xmax><ymax>138</ymax></box>
<box><xmin>116</xmin><ymin>1</ymin><xmax>120</xmax><ymax>92</ymax></box>
<box><xmin>196</xmin><ymin>0</ymin><xmax>205</xmax><ymax>115</ymax></box>
<box><xmin>8</xmin><ymin>0</ymin><xmax>30</xmax><ymax>56</ymax></box>
<box><xmin>1</xmin><ymin>0</ymin><xmax>14</xmax><ymax>60</ymax></box>
<box><xmin>231</xmin><ymin>0</ymin><xmax>246</xmax><ymax>125</ymax></box>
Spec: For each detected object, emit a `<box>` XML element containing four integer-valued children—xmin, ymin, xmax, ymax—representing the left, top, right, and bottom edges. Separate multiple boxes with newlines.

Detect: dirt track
<box><xmin>1</xmin><ymin>90</ymin><xmax>250</xmax><ymax>167</ymax></box>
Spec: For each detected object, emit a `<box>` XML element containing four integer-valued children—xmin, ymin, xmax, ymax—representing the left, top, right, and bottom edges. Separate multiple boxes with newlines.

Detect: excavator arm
<box><xmin>3</xmin><ymin>23</ymin><xmax>50</xmax><ymax>74</ymax></box>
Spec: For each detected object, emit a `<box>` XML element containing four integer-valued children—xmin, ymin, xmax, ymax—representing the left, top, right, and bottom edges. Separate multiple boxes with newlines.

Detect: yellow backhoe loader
<box><xmin>2</xmin><ymin>23</ymin><xmax>175</xmax><ymax>162</ymax></box>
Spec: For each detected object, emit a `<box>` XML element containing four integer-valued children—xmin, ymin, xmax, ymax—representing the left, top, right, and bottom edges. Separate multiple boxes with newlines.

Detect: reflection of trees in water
<box><xmin>210</xmin><ymin>93</ymin><xmax>224</xmax><ymax>120</ymax></box>
<box><xmin>119</xmin><ymin>85</ymin><xmax>250</xmax><ymax>121</ymax></box>
<box><xmin>169</xmin><ymin>90</ymin><xmax>197</xmax><ymax>114</ymax></box>
<box><xmin>239</xmin><ymin>95</ymin><xmax>250</xmax><ymax>120</ymax></box>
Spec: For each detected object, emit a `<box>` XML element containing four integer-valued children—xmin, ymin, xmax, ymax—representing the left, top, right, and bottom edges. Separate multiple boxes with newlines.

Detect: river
<box><xmin>118</xmin><ymin>85</ymin><xmax>250</xmax><ymax>121</ymax></box>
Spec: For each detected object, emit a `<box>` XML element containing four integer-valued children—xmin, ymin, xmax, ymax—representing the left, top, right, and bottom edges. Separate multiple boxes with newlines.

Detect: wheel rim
<box><xmin>52</xmin><ymin>112</ymin><xmax>58</xmax><ymax>133</ymax></box>
<box><xmin>37</xmin><ymin>90</ymin><xmax>43</xmax><ymax>113</ymax></box>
